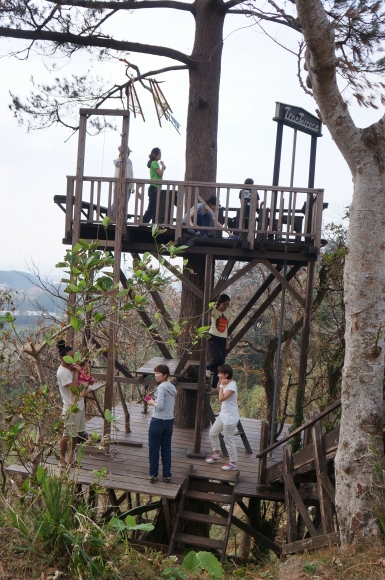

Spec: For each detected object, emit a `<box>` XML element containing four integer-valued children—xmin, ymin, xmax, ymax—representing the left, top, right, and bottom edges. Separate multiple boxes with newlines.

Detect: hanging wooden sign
<box><xmin>274</xmin><ymin>102</ymin><xmax>322</xmax><ymax>137</ymax></box>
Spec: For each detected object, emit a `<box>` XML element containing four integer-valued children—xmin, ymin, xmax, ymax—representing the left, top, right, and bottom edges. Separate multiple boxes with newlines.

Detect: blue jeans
<box><xmin>197</xmin><ymin>211</ymin><xmax>211</xmax><ymax>235</ymax></box>
<box><xmin>148</xmin><ymin>417</ymin><xmax>174</xmax><ymax>478</ymax></box>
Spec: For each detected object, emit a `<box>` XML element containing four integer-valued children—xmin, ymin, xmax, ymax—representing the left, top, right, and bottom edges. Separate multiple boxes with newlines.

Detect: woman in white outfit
<box><xmin>206</xmin><ymin>364</ymin><xmax>239</xmax><ymax>471</ymax></box>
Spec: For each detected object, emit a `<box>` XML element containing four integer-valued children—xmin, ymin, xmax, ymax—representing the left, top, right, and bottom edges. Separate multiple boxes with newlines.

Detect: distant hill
<box><xmin>0</xmin><ymin>271</ymin><xmax>40</xmax><ymax>290</ymax></box>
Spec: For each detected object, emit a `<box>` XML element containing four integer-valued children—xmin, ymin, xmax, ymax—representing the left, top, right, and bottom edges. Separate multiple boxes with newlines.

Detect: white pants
<box><xmin>209</xmin><ymin>416</ymin><xmax>238</xmax><ymax>464</ymax></box>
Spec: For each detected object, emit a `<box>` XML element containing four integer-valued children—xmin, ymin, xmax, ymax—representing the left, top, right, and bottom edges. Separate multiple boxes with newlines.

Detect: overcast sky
<box><xmin>0</xmin><ymin>8</ymin><xmax>382</xmax><ymax>276</ymax></box>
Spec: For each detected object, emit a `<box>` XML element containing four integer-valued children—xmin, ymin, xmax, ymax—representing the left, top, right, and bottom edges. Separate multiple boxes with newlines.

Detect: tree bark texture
<box><xmin>175</xmin><ymin>0</ymin><xmax>225</xmax><ymax>428</ymax></box>
<box><xmin>296</xmin><ymin>0</ymin><xmax>385</xmax><ymax>544</ymax></box>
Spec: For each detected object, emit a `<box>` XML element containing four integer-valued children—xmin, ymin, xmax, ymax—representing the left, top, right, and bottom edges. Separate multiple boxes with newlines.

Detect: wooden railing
<box><xmin>65</xmin><ymin>176</ymin><xmax>325</xmax><ymax>252</ymax></box>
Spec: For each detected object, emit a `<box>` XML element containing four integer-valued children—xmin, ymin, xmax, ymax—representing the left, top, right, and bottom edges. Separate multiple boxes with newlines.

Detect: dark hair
<box><xmin>57</xmin><ymin>339</ymin><xmax>72</xmax><ymax>358</ymax></box>
<box><xmin>207</xmin><ymin>196</ymin><xmax>217</xmax><ymax>205</ymax></box>
<box><xmin>217</xmin><ymin>294</ymin><xmax>230</xmax><ymax>306</ymax></box>
<box><xmin>154</xmin><ymin>364</ymin><xmax>170</xmax><ymax>378</ymax></box>
<box><xmin>244</xmin><ymin>178</ymin><xmax>254</xmax><ymax>185</ymax></box>
<box><xmin>217</xmin><ymin>364</ymin><xmax>233</xmax><ymax>379</ymax></box>
<box><xmin>147</xmin><ymin>147</ymin><xmax>161</xmax><ymax>168</ymax></box>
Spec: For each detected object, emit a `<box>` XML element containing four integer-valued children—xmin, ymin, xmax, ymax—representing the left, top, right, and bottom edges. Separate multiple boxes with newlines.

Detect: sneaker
<box><xmin>187</xmin><ymin>228</ymin><xmax>197</xmax><ymax>235</ymax></box>
<box><xmin>206</xmin><ymin>454</ymin><xmax>223</xmax><ymax>463</ymax></box>
<box><xmin>163</xmin><ymin>476</ymin><xmax>171</xmax><ymax>483</ymax></box>
<box><xmin>149</xmin><ymin>475</ymin><xmax>157</xmax><ymax>483</ymax></box>
<box><xmin>194</xmin><ymin>231</ymin><xmax>201</xmax><ymax>237</ymax></box>
<box><xmin>206</xmin><ymin>369</ymin><xmax>213</xmax><ymax>378</ymax></box>
<box><xmin>222</xmin><ymin>463</ymin><xmax>238</xmax><ymax>470</ymax></box>
<box><xmin>228</xmin><ymin>235</ymin><xmax>238</xmax><ymax>240</ymax></box>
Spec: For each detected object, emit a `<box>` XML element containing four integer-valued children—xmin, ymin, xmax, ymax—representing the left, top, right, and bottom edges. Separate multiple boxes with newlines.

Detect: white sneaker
<box><xmin>206</xmin><ymin>370</ymin><xmax>213</xmax><ymax>378</ymax></box>
<box><xmin>206</xmin><ymin>454</ymin><xmax>223</xmax><ymax>463</ymax></box>
<box><xmin>222</xmin><ymin>463</ymin><xmax>238</xmax><ymax>471</ymax></box>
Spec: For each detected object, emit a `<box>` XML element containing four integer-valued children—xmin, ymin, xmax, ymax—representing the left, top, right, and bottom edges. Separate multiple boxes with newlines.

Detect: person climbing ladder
<box><xmin>206</xmin><ymin>294</ymin><xmax>231</xmax><ymax>389</ymax></box>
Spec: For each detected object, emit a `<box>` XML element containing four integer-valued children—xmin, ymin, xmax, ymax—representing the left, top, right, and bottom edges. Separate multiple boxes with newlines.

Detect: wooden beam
<box><xmin>209</xmin><ymin>502</ymin><xmax>282</xmax><ymax>555</ymax></box>
<box><xmin>131</xmin><ymin>252</ymin><xmax>175</xmax><ymax>331</ymax></box>
<box><xmin>258</xmin><ymin>421</ymin><xmax>269</xmax><ymax>484</ymax></box>
<box><xmin>319</xmin><ymin>471</ymin><xmax>336</xmax><ymax>505</ymax></box>
<box><xmin>229</xmin><ymin>267</ymin><xmax>283</xmax><ymax>335</ymax></box>
<box><xmin>283</xmin><ymin>473</ymin><xmax>318</xmax><ymax>537</ymax></box>
<box><xmin>211</xmin><ymin>258</ymin><xmax>261</xmax><ymax>299</ymax></box>
<box><xmin>119</xmin><ymin>269</ymin><xmax>172</xmax><ymax>359</ymax></box>
<box><xmin>152</xmin><ymin>253</ymin><xmax>203</xmax><ymax>300</ymax></box>
<box><xmin>215</xmin><ymin>258</ymin><xmax>237</xmax><ymax>288</ymax></box>
<box><xmin>282</xmin><ymin>531</ymin><xmax>340</xmax><ymax>555</ymax></box>
<box><xmin>228</xmin><ymin>264</ymin><xmax>301</xmax><ymax>352</ymax></box>
<box><xmin>312</xmin><ymin>419</ymin><xmax>335</xmax><ymax>534</ymax></box>
<box><xmin>255</xmin><ymin>400</ymin><xmax>341</xmax><ymax>459</ymax></box>
<box><xmin>79</xmin><ymin>108</ymin><xmax>130</xmax><ymax>116</ymax></box>
<box><xmin>283</xmin><ymin>445</ymin><xmax>297</xmax><ymax>544</ymax></box>
<box><xmin>162</xmin><ymin>497</ymin><xmax>172</xmax><ymax>542</ymax></box>
<box><xmin>261</xmin><ymin>259</ymin><xmax>305</xmax><ymax>307</ymax></box>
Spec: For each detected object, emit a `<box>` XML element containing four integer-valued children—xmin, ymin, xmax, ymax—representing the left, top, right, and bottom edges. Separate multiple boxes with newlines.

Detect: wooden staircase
<box><xmin>167</xmin><ymin>465</ymin><xmax>239</xmax><ymax>562</ymax></box>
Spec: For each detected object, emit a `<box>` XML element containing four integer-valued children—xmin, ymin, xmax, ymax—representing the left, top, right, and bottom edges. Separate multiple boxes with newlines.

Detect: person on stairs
<box><xmin>206</xmin><ymin>364</ymin><xmax>239</xmax><ymax>471</ymax></box>
<box><xmin>143</xmin><ymin>147</ymin><xmax>166</xmax><ymax>223</ymax></box>
<box><xmin>146</xmin><ymin>364</ymin><xmax>176</xmax><ymax>483</ymax></box>
<box><xmin>206</xmin><ymin>294</ymin><xmax>231</xmax><ymax>389</ymax></box>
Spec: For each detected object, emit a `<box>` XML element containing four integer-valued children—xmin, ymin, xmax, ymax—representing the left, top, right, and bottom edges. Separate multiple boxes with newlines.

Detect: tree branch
<box><xmin>45</xmin><ymin>0</ymin><xmax>194</xmax><ymax>12</ymax></box>
<box><xmin>0</xmin><ymin>27</ymin><xmax>193</xmax><ymax>66</ymax></box>
<box><xmin>295</xmin><ymin>0</ymin><xmax>359</xmax><ymax>166</ymax></box>
<box><xmin>227</xmin><ymin>8</ymin><xmax>301</xmax><ymax>32</ymax></box>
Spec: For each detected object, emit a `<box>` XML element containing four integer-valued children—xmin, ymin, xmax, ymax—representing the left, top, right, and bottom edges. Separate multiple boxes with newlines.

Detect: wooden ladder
<box><xmin>167</xmin><ymin>465</ymin><xmax>240</xmax><ymax>562</ymax></box>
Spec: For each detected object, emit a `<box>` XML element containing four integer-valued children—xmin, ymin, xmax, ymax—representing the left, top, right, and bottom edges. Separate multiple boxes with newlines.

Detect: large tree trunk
<box><xmin>296</xmin><ymin>0</ymin><xmax>385</xmax><ymax>544</ymax></box>
<box><xmin>175</xmin><ymin>0</ymin><xmax>225</xmax><ymax>428</ymax></box>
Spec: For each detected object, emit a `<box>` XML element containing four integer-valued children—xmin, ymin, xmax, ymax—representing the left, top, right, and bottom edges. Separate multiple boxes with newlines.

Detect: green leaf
<box><xmin>197</xmin><ymin>552</ymin><xmax>223</xmax><ymax>578</ymax></box>
<box><xmin>93</xmin><ymin>312</ymin><xmax>106</xmax><ymax>323</ymax></box>
<box><xmin>108</xmin><ymin>517</ymin><xmax>126</xmax><ymax>532</ymax></box>
<box><xmin>142</xmin><ymin>252</ymin><xmax>150</xmax><ymax>261</ymax></box>
<box><xmin>182</xmin><ymin>551</ymin><xmax>200</xmax><ymax>572</ymax></box>
<box><xmin>102</xmin><ymin>216</ymin><xmax>112</xmax><ymax>228</ymax></box>
<box><xmin>36</xmin><ymin>465</ymin><xmax>46</xmax><ymax>484</ymax></box>
<box><xmin>70</xmin><ymin>316</ymin><xmax>84</xmax><ymax>331</ymax></box>
<box><xmin>124</xmin><ymin>515</ymin><xmax>136</xmax><ymax>528</ymax></box>
<box><xmin>78</xmin><ymin>239</ymin><xmax>90</xmax><ymax>249</ymax></box>
<box><xmin>104</xmin><ymin>409</ymin><xmax>112</xmax><ymax>422</ymax></box>
<box><xmin>196</xmin><ymin>326</ymin><xmax>211</xmax><ymax>334</ymax></box>
<box><xmin>72</xmin><ymin>242</ymin><xmax>83</xmax><ymax>253</ymax></box>
<box><xmin>56</xmin><ymin>262</ymin><xmax>68</xmax><ymax>268</ymax></box>
<box><xmin>63</xmin><ymin>355</ymin><xmax>75</xmax><ymax>365</ymax></box>
<box><xmin>44</xmin><ymin>334</ymin><xmax>52</xmax><ymax>346</ymax></box>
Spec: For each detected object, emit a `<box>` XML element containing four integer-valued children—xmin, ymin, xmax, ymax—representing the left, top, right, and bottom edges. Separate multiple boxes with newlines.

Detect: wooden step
<box><xmin>185</xmin><ymin>489</ymin><xmax>232</xmax><ymax>503</ymax></box>
<box><xmin>189</xmin><ymin>481</ymin><xmax>233</xmax><ymax>495</ymax></box>
<box><xmin>174</xmin><ymin>532</ymin><xmax>224</xmax><ymax>550</ymax></box>
<box><xmin>180</xmin><ymin>510</ymin><xmax>228</xmax><ymax>526</ymax></box>
<box><xmin>190</xmin><ymin>469</ymin><xmax>237</xmax><ymax>483</ymax></box>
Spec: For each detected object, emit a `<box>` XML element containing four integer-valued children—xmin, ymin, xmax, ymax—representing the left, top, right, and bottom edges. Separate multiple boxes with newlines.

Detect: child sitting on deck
<box><xmin>206</xmin><ymin>364</ymin><xmax>239</xmax><ymax>471</ymax></box>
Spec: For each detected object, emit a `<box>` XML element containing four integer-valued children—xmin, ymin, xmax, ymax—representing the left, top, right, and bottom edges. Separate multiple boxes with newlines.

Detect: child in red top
<box><xmin>78</xmin><ymin>360</ymin><xmax>95</xmax><ymax>387</ymax></box>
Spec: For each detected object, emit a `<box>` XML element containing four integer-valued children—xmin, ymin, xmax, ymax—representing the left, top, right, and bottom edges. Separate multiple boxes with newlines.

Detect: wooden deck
<box><xmin>42</xmin><ymin>402</ymin><xmax>288</xmax><ymax>500</ymax></box>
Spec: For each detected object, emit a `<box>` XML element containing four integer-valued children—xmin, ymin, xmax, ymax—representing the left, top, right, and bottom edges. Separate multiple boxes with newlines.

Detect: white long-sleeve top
<box><xmin>113</xmin><ymin>157</ymin><xmax>134</xmax><ymax>192</ymax></box>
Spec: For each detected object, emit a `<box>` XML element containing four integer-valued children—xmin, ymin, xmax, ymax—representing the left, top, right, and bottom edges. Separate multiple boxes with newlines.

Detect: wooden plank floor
<box><xmin>44</xmin><ymin>402</ymin><xmax>288</xmax><ymax>500</ymax></box>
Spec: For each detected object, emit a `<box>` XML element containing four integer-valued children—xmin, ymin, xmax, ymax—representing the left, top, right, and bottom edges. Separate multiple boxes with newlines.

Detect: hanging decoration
<box><xmin>149</xmin><ymin>79</ymin><xmax>181</xmax><ymax>134</ymax></box>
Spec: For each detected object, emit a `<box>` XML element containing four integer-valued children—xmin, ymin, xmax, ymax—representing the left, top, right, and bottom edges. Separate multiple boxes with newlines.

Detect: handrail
<box><xmin>65</xmin><ymin>175</ymin><xmax>324</xmax><ymax>194</ymax></box>
<box><xmin>255</xmin><ymin>400</ymin><xmax>341</xmax><ymax>459</ymax></box>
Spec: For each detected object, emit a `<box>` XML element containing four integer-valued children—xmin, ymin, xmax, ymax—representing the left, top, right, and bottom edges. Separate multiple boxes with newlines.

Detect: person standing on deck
<box><xmin>143</xmin><ymin>147</ymin><xmax>166</xmax><ymax>223</ymax></box>
<box><xmin>146</xmin><ymin>364</ymin><xmax>176</xmax><ymax>483</ymax></box>
<box><xmin>206</xmin><ymin>294</ymin><xmax>231</xmax><ymax>389</ymax></box>
<box><xmin>56</xmin><ymin>340</ymin><xmax>85</xmax><ymax>470</ymax></box>
<box><xmin>206</xmin><ymin>364</ymin><xmax>239</xmax><ymax>471</ymax></box>
<box><xmin>111</xmin><ymin>145</ymin><xmax>134</xmax><ymax>219</ymax></box>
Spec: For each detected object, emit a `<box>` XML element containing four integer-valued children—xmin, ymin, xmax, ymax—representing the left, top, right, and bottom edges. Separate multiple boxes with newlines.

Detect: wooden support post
<box><xmin>105</xmin><ymin>113</ymin><xmax>130</xmax><ymax>435</ymax></box>
<box><xmin>162</xmin><ymin>497</ymin><xmax>172</xmax><ymax>542</ymax></box>
<box><xmin>311</xmin><ymin>419</ymin><xmax>335</xmax><ymax>534</ymax></box>
<box><xmin>188</xmin><ymin>253</ymin><xmax>213</xmax><ymax>458</ymax></box>
<box><xmin>295</xmin><ymin>261</ymin><xmax>315</xmax><ymax>429</ymax></box>
<box><xmin>258</xmin><ymin>421</ymin><xmax>269</xmax><ymax>484</ymax></box>
<box><xmin>282</xmin><ymin>474</ymin><xmax>318</xmax><ymax>537</ymax></box>
<box><xmin>67</xmin><ymin>113</ymin><xmax>87</xmax><ymax>346</ymax></box>
<box><xmin>283</xmin><ymin>445</ymin><xmax>297</xmax><ymax>544</ymax></box>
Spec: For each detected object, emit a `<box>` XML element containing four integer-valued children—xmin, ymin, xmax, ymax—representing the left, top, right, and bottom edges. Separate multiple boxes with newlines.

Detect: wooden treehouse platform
<box><xmin>6</xmin><ymin>401</ymin><xmax>342</xmax><ymax>558</ymax></box>
<box><xmin>54</xmin><ymin>177</ymin><xmax>327</xmax><ymax>264</ymax></box>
